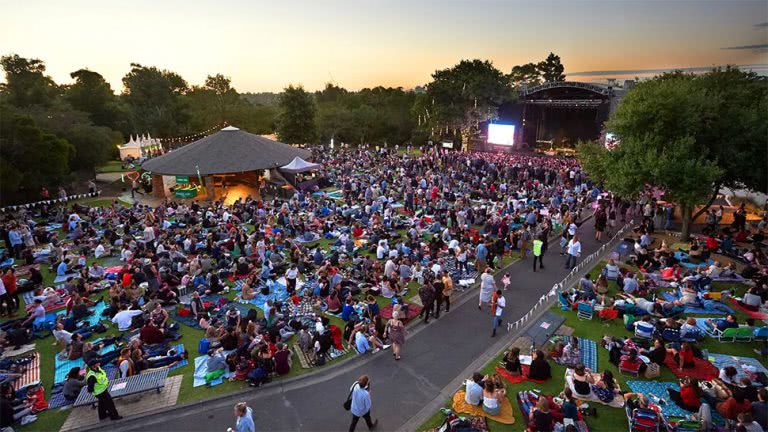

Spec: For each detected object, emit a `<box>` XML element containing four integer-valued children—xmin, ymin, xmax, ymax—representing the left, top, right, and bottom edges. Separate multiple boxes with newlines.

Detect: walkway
<box><xmin>96</xmin><ymin>221</ymin><xmax>604</xmax><ymax>432</ymax></box>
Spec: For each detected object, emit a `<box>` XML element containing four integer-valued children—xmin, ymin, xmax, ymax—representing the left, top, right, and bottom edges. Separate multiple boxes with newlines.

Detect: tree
<box><xmin>509</xmin><ymin>63</ymin><xmax>541</xmax><ymax>88</ymax></box>
<box><xmin>276</xmin><ymin>85</ymin><xmax>317</xmax><ymax>144</ymax></box>
<box><xmin>0</xmin><ymin>105</ymin><xmax>74</xmax><ymax>201</ymax></box>
<box><xmin>420</xmin><ymin>59</ymin><xmax>514</xmax><ymax>150</ymax></box>
<box><xmin>121</xmin><ymin>63</ymin><xmax>190</xmax><ymax>135</ymax></box>
<box><xmin>537</xmin><ymin>53</ymin><xmax>566</xmax><ymax>82</ymax></box>
<box><xmin>65</xmin><ymin>69</ymin><xmax>128</xmax><ymax>131</ymax></box>
<box><xmin>578</xmin><ymin>68</ymin><xmax>768</xmax><ymax>240</ymax></box>
<box><xmin>0</xmin><ymin>54</ymin><xmax>57</xmax><ymax>107</ymax></box>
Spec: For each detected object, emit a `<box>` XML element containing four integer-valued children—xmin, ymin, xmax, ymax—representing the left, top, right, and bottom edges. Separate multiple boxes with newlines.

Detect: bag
<box><xmin>343</xmin><ymin>382</ymin><xmax>358</xmax><ymax>411</ymax></box>
<box><xmin>198</xmin><ymin>338</ymin><xmax>210</xmax><ymax>354</ymax></box>
<box><xmin>92</xmin><ymin>323</ymin><xmax>108</xmax><ymax>333</ymax></box>
<box><xmin>644</xmin><ymin>362</ymin><xmax>660</xmax><ymax>379</ymax></box>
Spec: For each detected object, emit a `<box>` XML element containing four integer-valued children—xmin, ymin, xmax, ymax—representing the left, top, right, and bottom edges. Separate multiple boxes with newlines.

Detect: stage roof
<box><xmin>142</xmin><ymin>126</ymin><xmax>311</xmax><ymax>176</ymax></box>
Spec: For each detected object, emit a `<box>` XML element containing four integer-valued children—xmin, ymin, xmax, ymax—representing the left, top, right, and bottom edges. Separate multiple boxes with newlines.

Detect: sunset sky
<box><xmin>1</xmin><ymin>0</ymin><xmax>766</xmax><ymax>92</ymax></box>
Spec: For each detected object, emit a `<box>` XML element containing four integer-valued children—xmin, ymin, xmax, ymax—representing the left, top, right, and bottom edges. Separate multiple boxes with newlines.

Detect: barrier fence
<box><xmin>507</xmin><ymin>220</ymin><xmax>634</xmax><ymax>332</ymax></box>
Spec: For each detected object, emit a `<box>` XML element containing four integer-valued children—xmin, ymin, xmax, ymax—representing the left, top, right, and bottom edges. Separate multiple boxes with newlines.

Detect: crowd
<box><xmin>0</xmin><ymin>147</ymin><xmax>603</xmax><ymax>429</ymax></box>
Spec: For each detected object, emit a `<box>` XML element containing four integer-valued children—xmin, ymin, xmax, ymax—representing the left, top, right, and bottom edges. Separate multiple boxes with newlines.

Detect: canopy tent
<box><xmin>279</xmin><ymin>157</ymin><xmax>322</xmax><ymax>174</ymax></box>
<box><xmin>141</xmin><ymin>126</ymin><xmax>311</xmax><ymax>176</ymax></box>
<box><xmin>118</xmin><ymin>134</ymin><xmax>162</xmax><ymax>160</ymax></box>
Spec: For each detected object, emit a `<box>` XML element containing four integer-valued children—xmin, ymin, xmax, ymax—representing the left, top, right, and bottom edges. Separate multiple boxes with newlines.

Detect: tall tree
<box><xmin>65</xmin><ymin>69</ymin><xmax>128</xmax><ymax>131</ymax></box>
<box><xmin>0</xmin><ymin>54</ymin><xmax>57</xmax><ymax>107</ymax></box>
<box><xmin>121</xmin><ymin>63</ymin><xmax>190</xmax><ymax>135</ymax></box>
<box><xmin>509</xmin><ymin>63</ymin><xmax>542</xmax><ymax>88</ymax></box>
<box><xmin>420</xmin><ymin>59</ymin><xmax>514</xmax><ymax>150</ymax></box>
<box><xmin>276</xmin><ymin>85</ymin><xmax>317</xmax><ymax>144</ymax></box>
<box><xmin>578</xmin><ymin>67</ymin><xmax>768</xmax><ymax>239</ymax></box>
<box><xmin>0</xmin><ymin>105</ymin><xmax>74</xmax><ymax>200</ymax></box>
<box><xmin>537</xmin><ymin>53</ymin><xmax>566</xmax><ymax>82</ymax></box>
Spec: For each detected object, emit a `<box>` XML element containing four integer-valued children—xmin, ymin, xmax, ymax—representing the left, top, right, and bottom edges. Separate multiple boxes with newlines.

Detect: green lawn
<box><xmin>95</xmin><ymin>161</ymin><xmax>128</xmax><ymax>173</ymax></box>
<box><xmin>418</xmin><ymin>260</ymin><xmax>765</xmax><ymax>432</ymax></box>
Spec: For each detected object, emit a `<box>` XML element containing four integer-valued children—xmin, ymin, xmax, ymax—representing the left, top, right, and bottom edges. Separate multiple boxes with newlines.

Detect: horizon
<box><xmin>2</xmin><ymin>0</ymin><xmax>767</xmax><ymax>93</ymax></box>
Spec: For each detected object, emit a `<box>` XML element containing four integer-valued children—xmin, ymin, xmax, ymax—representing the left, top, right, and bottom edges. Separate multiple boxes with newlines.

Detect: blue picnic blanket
<box><xmin>673</xmin><ymin>252</ymin><xmax>714</xmax><ymax>269</ymax></box>
<box><xmin>54</xmin><ymin>340</ymin><xmax>118</xmax><ymax>384</ymax></box>
<box><xmin>192</xmin><ymin>351</ymin><xmax>235</xmax><ymax>387</ymax></box>
<box><xmin>708</xmin><ymin>353</ymin><xmax>768</xmax><ymax>384</ymax></box>
<box><xmin>236</xmin><ymin>280</ymin><xmax>289</xmax><ymax>312</ymax></box>
<box><xmin>661</xmin><ymin>292</ymin><xmax>732</xmax><ymax>315</ymax></box>
<box><xmin>579</xmin><ymin>337</ymin><xmax>598</xmax><ymax>372</ymax></box>
<box><xmin>694</xmin><ymin>318</ymin><xmax>721</xmax><ymax>336</ymax></box>
<box><xmin>626</xmin><ymin>381</ymin><xmax>689</xmax><ymax>419</ymax></box>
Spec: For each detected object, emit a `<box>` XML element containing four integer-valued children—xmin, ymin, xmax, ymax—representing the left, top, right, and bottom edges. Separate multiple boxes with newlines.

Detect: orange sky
<box><xmin>1</xmin><ymin>0</ymin><xmax>766</xmax><ymax>92</ymax></box>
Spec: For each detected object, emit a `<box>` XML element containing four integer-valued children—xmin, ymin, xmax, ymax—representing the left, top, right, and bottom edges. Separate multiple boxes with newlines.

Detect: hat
<box><xmin>87</xmin><ymin>358</ymin><xmax>100</xmax><ymax>367</ymax></box>
<box><xmin>139</xmin><ymin>282</ymin><xmax>149</xmax><ymax>289</ymax></box>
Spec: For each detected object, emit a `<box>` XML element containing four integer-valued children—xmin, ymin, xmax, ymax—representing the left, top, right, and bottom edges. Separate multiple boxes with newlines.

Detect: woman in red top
<box><xmin>667</xmin><ymin>377</ymin><xmax>701</xmax><ymax>412</ymax></box>
<box><xmin>717</xmin><ymin>390</ymin><xmax>752</xmax><ymax>420</ymax></box>
<box><xmin>671</xmin><ymin>342</ymin><xmax>696</xmax><ymax>370</ymax></box>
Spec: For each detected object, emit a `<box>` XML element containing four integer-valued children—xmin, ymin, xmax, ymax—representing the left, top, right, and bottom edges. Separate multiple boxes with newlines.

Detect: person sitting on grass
<box><xmin>205</xmin><ymin>348</ymin><xmax>229</xmax><ymax>384</ymax></box>
<box><xmin>464</xmin><ymin>372</ymin><xmax>485</xmax><ymax>406</ymax></box>
<box><xmin>63</xmin><ymin>367</ymin><xmax>86</xmax><ymax>401</ymax></box>
<box><xmin>502</xmin><ymin>347</ymin><xmax>522</xmax><ymax>376</ymax></box>
<box><xmin>528</xmin><ymin>397</ymin><xmax>553</xmax><ymax>432</ymax></box>
<box><xmin>482</xmin><ymin>378</ymin><xmax>506</xmax><ymax>417</ymax></box>
<box><xmin>528</xmin><ymin>350</ymin><xmax>551</xmax><ymax>381</ymax></box>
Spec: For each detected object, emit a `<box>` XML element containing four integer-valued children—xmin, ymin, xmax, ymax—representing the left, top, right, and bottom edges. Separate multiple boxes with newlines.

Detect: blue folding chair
<box><xmin>577</xmin><ymin>302</ymin><xmax>594</xmax><ymax>320</ymax></box>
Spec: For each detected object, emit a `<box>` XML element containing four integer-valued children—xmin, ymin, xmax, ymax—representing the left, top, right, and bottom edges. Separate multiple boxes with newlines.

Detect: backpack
<box><xmin>198</xmin><ymin>338</ymin><xmax>210</xmax><ymax>354</ymax></box>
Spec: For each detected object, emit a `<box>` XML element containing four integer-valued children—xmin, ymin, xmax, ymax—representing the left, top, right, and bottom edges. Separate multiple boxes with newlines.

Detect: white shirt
<box><xmin>112</xmin><ymin>310</ymin><xmax>143</xmax><ymax>331</ymax></box>
<box><xmin>568</xmin><ymin>223</ymin><xmax>577</xmax><ymax>236</ymax></box>
<box><xmin>53</xmin><ymin>328</ymin><xmax>73</xmax><ymax>344</ymax></box>
<box><xmin>143</xmin><ymin>226</ymin><xmax>155</xmax><ymax>242</ymax></box>
<box><xmin>94</xmin><ymin>244</ymin><xmax>106</xmax><ymax>258</ymax></box>
<box><xmin>495</xmin><ymin>296</ymin><xmax>506</xmax><ymax>317</ymax></box>
<box><xmin>0</xmin><ymin>278</ymin><xmax>5</xmax><ymax>296</ymax></box>
<box><xmin>567</xmin><ymin>239</ymin><xmax>582</xmax><ymax>257</ymax></box>
<box><xmin>285</xmin><ymin>268</ymin><xmax>298</xmax><ymax>280</ymax></box>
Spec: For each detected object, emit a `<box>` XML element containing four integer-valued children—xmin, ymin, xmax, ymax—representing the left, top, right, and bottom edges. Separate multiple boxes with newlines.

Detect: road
<box><xmin>101</xmin><ymin>220</ymin><xmax>603</xmax><ymax>432</ymax></box>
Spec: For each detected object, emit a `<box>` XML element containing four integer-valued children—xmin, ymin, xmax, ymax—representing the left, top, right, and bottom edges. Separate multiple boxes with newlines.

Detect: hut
<box><xmin>141</xmin><ymin>126</ymin><xmax>311</xmax><ymax>201</ymax></box>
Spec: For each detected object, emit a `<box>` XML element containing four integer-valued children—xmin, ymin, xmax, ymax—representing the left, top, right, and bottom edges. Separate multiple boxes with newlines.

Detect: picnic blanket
<box><xmin>0</xmin><ymin>344</ymin><xmax>36</xmax><ymax>359</ymax></box>
<box><xmin>729</xmin><ymin>298</ymin><xmax>768</xmax><ymax>320</ymax></box>
<box><xmin>54</xmin><ymin>341</ymin><xmax>118</xmax><ymax>384</ymax></box>
<box><xmin>192</xmin><ymin>353</ymin><xmax>234</xmax><ymax>387</ymax></box>
<box><xmin>708</xmin><ymin>353</ymin><xmax>768</xmax><ymax>384</ymax></box>
<box><xmin>517</xmin><ymin>391</ymin><xmax>589</xmax><ymax>432</ymax></box>
<box><xmin>626</xmin><ymin>381</ymin><xmax>689</xmax><ymax>419</ymax></box>
<box><xmin>663</xmin><ymin>352</ymin><xmax>718</xmax><ymax>380</ymax></box>
<box><xmin>564</xmin><ymin>369</ymin><xmax>625</xmax><ymax>408</ymax></box>
<box><xmin>550</xmin><ymin>336</ymin><xmax>598</xmax><ymax>371</ymax></box>
<box><xmin>47</xmin><ymin>364</ymin><xmax>117</xmax><ymax>409</ymax></box>
<box><xmin>166</xmin><ymin>344</ymin><xmax>189</xmax><ymax>372</ymax></box>
<box><xmin>693</xmin><ymin>318</ymin><xmax>721</xmax><ymax>336</ymax></box>
<box><xmin>247</xmin><ymin>280</ymin><xmax>290</xmax><ymax>312</ymax></box>
<box><xmin>53</xmin><ymin>273</ymin><xmax>78</xmax><ymax>284</ymax></box>
<box><xmin>660</xmin><ymin>292</ymin><xmax>732</xmax><ymax>315</ymax></box>
<box><xmin>673</xmin><ymin>252</ymin><xmax>714</xmax><ymax>269</ymax></box>
<box><xmin>380</xmin><ymin>303</ymin><xmax>422</xmax><ymax>322</ymax></box>
<box><xmin>22</xmin><ymin>291</ymin><xmax>69</xmax><ymax>311</ymax></box>
<box><xmin>1</xmin><ymin>352</ymin><xmax>41</xmax><ymax>390</ymax></box>
<box><xmin>452</xmin><ymin>390</ymin><xmax>515</xmax><ymax>425</ymax></box>
<box><xmin>494</xmin><ymin>366</ymin><xmax>546</xmax><ymax>385</ymax></box>
<box><xmin>293</xmin><ymin>232</ymin><xmax>321</xmax><ymax>244</ymax></box>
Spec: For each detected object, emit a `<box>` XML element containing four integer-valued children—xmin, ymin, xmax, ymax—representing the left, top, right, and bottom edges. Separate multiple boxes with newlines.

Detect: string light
<box><xmin>156</xmin><ymin>122</ymin><xmax>229</xmax><ymax>144</ymax></box>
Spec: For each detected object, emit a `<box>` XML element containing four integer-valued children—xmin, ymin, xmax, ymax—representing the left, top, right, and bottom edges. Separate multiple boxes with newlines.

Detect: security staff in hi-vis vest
<box><xmin>86</xmin><ymin>359</ymin><xmax>122</xmax><ymax>421</ymax></box>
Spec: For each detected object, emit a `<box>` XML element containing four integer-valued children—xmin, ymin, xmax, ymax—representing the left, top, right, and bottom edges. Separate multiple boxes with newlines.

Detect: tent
<box><xmin>279</xmin><ymin>157</ymin><xmax>322</xmax><ymax>174</ymax></box>
<box><xmin>142</xmin><ymin>126</ymin><xmax>311</xmax><ymax>176</ymax></box>
<box><xmin>117</xmin><ymin>136</ymin><xmax>142</xmax><ymax>160</ymax></box>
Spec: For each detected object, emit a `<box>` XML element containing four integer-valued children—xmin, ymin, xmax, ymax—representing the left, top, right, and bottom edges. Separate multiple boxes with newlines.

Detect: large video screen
<box><xmin>487</xmin><ymin>124</ymin><xmax>515</xmax><ymax>146</ymax></box>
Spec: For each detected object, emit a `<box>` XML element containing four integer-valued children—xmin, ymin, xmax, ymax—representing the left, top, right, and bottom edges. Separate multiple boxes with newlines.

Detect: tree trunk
<box><xmin>691</xmin><ymin>185</ymin><xmax>720</xmax><ymax>222</ymax></box>
<box><xmin>680</xmin><ymin>204</ymin><xmax>693</xmax><ymax>241</ymax></box>
<box><xmin>460</xmin><ymin>127</ymin><xmax>471</xmax><ymax>151</ymax></box>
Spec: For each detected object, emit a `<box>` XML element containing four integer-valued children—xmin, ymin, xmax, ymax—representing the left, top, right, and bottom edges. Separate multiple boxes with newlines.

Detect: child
<box><xmin>502</xmin><ymin>273</ymin><xmax>511</xmax><ymax>291</ymax></box>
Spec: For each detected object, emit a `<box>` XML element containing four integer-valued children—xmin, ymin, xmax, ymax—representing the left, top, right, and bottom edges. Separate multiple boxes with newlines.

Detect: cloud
<box><xmin>721</xmin><ymin>44</ymin><xmax>768</xmax><ymax>50</ymax></box>
<box><xmin>755</xmin><ymin>22</ymin><xmax>768</xmax><ymax>28</ymax></box>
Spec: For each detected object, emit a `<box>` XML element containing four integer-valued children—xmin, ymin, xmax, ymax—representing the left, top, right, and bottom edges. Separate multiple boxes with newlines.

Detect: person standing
<box><xmin>384</xmin><ymin>312</ymin><xmax>406</xmax><ymax>361</ymax></box>
<box><xmin>491</xmin><ymin>289</ymin><xmax>505</xmax><ymax>337</ymax></box>
<box><xmin>519</xmin><ymin>227</ymin><xmax>531</xmax><ymax>260</ymax></box>
<box><xmin>533</xmin><ymin>233</ymin><xmax>544</xmax><ymax>272</ymax></box>
<box><xmin>285</xmin><ymin>264</ymin><xmax>299</xmax><ymax>295</ymax></box>
<box><xmin>348</xmin><ymin>375</ymin><xmax>378</xmax><ymax>432</ymax></box>
<box><xmin>85</xmin><ymin>359</ymin><xmax>122</xmax><ymax>421</ymax></box>
<box><xmin>432</xmin><ymin>274</ymin><xmax>445</xmax><ymax>319</ymax></box>
<box><xmin>441</xmin><ymin>272</ymin><xmax>453</xmax><ymax>313</ymax></box>
<box><xmin>2</xmin><ymin>268</ymin><xmax>19</xmax><ymax>315</ymax></box>
<box><xmin>231</xmin><ymin>402</ymin><xmax>255</xmax><ymax>432</ymax></box>
<box><xmin>417</xmin><ymin>281</ymin><xmax>435</xmax><ymax>324</ymax></box>
<box><xmin>565</xmin><ymin>235</ymin><xmax>581</xmax><ymax>270</ymax></box>
<box><xmin>478</xmin><ymin>268</ymin><xmax>495</xmax><ymax>310</ymax></box>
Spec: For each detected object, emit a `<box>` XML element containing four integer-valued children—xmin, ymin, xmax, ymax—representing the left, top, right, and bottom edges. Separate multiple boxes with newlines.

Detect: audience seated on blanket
<box><xmin>528</xmin><ymin>350</ymin><xmax>551</xmax><ymax>381</ymax></box>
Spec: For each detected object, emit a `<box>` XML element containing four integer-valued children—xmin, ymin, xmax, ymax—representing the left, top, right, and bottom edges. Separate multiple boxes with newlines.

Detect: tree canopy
<box><xmin>276</xmin><ymin>85</ymin><xmax>317</xmax><ymax>144</ymax></box>
<box><xmin>578</xmin><ymin>67</ymin><xmax>768</xmax><ymax>239</ymax></box>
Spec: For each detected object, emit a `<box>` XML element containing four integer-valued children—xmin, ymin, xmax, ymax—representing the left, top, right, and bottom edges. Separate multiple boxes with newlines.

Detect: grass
<box><xmin>95</xmin><ymin>161</ymin><xmax>128</xmax><ymax>173</ymax></box>
<box><xmin>417</xmin><ymin>259</ymin><xmax>765</xmax><ymax>432</ymax></box>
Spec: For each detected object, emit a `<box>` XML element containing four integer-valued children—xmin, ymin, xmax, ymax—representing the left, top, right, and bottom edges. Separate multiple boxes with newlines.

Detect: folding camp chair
<box><xmin>634</xmin><ymin>321</ymin><xmax>655</xmax><ymax>339</ymax></box>
<box><xmin>577</xmin><ymin>302</ymin><xmax>594</xmax><ymax>320</ymax></box>
<box><xmin>714</xmin><ymin>326</ymin><xmax>753</xmax><ymax>343</ymax></box>
<box><xmin>628</xmin><ymin>407</ymin><xmax>662</xmax><ymax>432</ymax></box>
<box><xmin>558</xmin><ymin>292</ymin><xmax>571</xmax><ymax>311</ymax></box>
<box><xmin>661</xmin><ymin>328</ymin><xmax>681</xmax><ymax>343</ymax></box>
<box><xmin>753</xmin><ymin>326</ymin><xmax>768</xmax><ymax>342</ymax></box>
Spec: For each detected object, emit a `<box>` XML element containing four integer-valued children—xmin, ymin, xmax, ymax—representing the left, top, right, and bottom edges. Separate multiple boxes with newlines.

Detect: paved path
<box><xmin>100</xmin><ymin>220</ymin><xmax>604</xmax><ymax>432</ymax></box>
